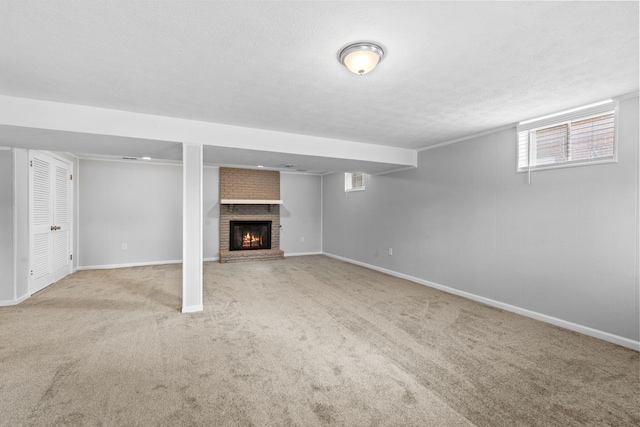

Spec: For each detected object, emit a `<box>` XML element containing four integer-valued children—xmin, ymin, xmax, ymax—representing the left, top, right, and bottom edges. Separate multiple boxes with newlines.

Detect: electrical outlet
<box><xmin>300</xmin><ymin>236</ymin><xmax>305</xmax><ymax>242</ymax></box>
<box><xmin>122</xmin><ymin>243</ymin><xmax>128</xmax><ymax>250</ymax></box>
<box><xmin>388</xmin><ymin>248</ymin><xmax>393</xmax><ymax>256</ymax></box>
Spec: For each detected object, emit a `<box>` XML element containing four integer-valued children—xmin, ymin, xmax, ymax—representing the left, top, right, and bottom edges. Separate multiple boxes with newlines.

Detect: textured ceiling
<box><xmin>0</xmin><ymin>1</ymin><xmax>638</xmax><ymax>170</ymax></box>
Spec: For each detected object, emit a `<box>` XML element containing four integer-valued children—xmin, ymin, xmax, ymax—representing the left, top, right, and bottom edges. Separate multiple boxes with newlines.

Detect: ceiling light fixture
<box><xmin>339</xmin><ymin>42</ymin><xmax>385</xmax><ymax>75</ymax></box>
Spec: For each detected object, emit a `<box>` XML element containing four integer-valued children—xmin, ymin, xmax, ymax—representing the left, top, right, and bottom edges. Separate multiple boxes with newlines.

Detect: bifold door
<box><xmin>30</xmin><ymin>151</ymin><xmax>72</xmax><ymax>294</ymax></box>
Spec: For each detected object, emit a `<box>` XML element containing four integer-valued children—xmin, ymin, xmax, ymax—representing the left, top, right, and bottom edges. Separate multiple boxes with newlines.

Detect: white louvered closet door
<box><xmin>30</xmin><ymin>152</ymin><xmax>72</xmax><ymax>294</ymax></box>
<box><xmin>53</xmin><ymin>159</ymin><xmax>71</xmax><ymax>282</ymax></box>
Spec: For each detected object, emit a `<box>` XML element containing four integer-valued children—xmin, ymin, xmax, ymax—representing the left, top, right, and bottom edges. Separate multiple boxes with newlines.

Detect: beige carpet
<box><xmin>1</xmin><ymin>255</ymin><xmax>638</xmax><ymax>426</ymax></box>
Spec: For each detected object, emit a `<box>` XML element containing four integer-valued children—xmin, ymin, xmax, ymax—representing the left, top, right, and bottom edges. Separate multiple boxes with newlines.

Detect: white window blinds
<box><xmin>570</xmin><ymin>113</ymin><xmax>615</xmax><ymax>161</ymax></box>
<box><xmin>345</xmin><ymin>172</ymin><xmax>365</xmax><ymax>192</ymax></box>
<box><xmin>517</xmin><ymin>101</ymin><xmax>617</xmax><ymax>173</ymax></box>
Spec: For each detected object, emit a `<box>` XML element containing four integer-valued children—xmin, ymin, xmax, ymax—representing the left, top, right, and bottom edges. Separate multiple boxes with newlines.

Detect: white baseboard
<box><xmin>322</xmin><ymin>252</ymin><xmax>640</xmax><ymax>351</ymax></box>
<box><xmin>0</xmin><ymin>293</ymin><xmax>30</xmax><ymax>307</ymax></box>
<box><xmin>284</xmin><ymin>251</ymin><xmax>323</xmax><ymax>257</ymax></box>
<box><xmin>182</xmin><ymin>304</ymin><xmax>203</xmax><ymax>313</ymax></box>
<box><xmin>78</xmin><ymin>257</ymin><xmax>219</xmax><ymax>270</ymax></box>
<box><xmin>77</xmin><ymin>259</ymin><xmax>182</xmax><ymax>270</ymax></box>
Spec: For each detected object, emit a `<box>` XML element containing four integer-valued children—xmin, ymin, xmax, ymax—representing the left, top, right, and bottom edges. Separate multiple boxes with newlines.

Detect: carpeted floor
<box><xmin>1</xmin><ymin>255</ymin><xmax>638</xmax><ymax>426</ymax></box>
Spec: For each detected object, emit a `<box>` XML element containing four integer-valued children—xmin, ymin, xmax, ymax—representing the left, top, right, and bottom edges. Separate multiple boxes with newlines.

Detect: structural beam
<box><xmin>182</xmin><ymin>143</ymin><xmax>203</xmax><ymax>313</ymax></box>
<box><xmin>0</xmin><ymin>95</ymin><xmax>417</xmax><ymax>169</ymax></box>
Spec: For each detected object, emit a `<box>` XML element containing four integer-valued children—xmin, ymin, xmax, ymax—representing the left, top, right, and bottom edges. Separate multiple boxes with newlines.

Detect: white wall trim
<box><xmin>0</xmin><ymin>293</ymin><xmax>30</xmax><ymax>307</ymax></box>
<box><xmin>78</xmin><ymin>156</ymin><xmax>183</xmax><ymax>167</ymax></box>
<box><xmin>636</xmin><ymin>95</ymin><xmax>640</xmax><ymax>348</ymax></box>
<box><xmin>613</xmin><ymin>90</ymin><xmax>640</xmax><ymax>102</ymax></box>
<box><xmin>12</xmin><ymin>148</ymin><xmax>17</xmax><ymax>301</ymax></box>
<box><xmin>77</xmin><ymin>259</ymin><xmax>183</xmax><ymax>270</ymax></box>
<box><xmin>417</xmin><ymin>123</ymin><xmax>516</xmax><ymax>152</ymax></box>
<box><xmin>322</xmin><ymin>252</ymin><xmax>640</xmax><ymax>351</ymax></box>
<box><xmin>76</xmin><ymin>257</ymin><xmax>220</xmax><ymax>271</ymax></box>
<box><xmin>280</xmin><ymin>170</ymin><xmax>323</xmax><ymax>176</ymax></box>
<box><xmin>182</xmin><ymin>304</ymin><xmax>204</xmax><ymax>313</ymax></box>
<box><xmin>320</xmin><ymin>175</ymin><xmax>324</xmax><ymax>253</ymax></box>
<box><xmin>61</xmin><ymin>152</ymin><xmax>80</xmax><ymax>160</ymax></box>
<box><xmin>75</xmin><ymin>159</ymin><xmax>80</xmax><ymax>271</ymax></box>
<box><xmin>373</xmin><ymin>165</ymin><xmax>417</xmax><ymax>176</ymax></box>
<box><xmin>284</xmin><ymin>251</ymin><xmax>323</xmax><ymax>257</ymax></box>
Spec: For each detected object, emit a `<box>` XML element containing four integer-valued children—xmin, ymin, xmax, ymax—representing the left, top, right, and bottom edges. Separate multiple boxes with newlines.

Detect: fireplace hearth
<box><xmin>230</xmin><ymin>221</ymin><xmax>272</xmax><ymax>251</ymax></box>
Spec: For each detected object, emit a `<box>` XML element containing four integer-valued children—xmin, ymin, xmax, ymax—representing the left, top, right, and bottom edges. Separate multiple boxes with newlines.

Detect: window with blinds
<box><xmin>517</xmin><ymin>102</ymin><xmax>617</xmax><ymax>173</ymax></box>
<box><xmin>345</xmin><ymin>172</ymin><xmax>365</xmax><ymax>192</ymax></box>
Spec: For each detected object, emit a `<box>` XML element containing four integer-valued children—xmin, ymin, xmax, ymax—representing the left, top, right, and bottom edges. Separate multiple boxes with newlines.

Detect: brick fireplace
<box><xmin>219</xmin><ymin>167</ymin><xmax>285</xmax><ymax>263</ymax></box>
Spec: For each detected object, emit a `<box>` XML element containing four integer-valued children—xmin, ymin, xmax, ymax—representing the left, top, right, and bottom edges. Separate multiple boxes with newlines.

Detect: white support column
<box><xmin>182</xmin><ymin>143</ymin><xmax>203</xmax><ymax>313</ymax></box>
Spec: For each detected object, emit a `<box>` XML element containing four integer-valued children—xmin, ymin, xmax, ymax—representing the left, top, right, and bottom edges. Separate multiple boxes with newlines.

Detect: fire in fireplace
<box><xmin>230</xmin><ymin>221</ymin><xmax>272</xmax><ymax>251</ymax></box>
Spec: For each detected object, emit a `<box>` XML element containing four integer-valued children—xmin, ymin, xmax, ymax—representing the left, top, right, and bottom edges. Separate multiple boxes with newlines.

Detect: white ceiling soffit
<box><xmin>201</xmin><ymin>145</ymin><xmax>411</xmax><ymax>175</ymax></box>
<box><xmin>0</xmin><ymin>124</ymin><xmax>407</xmax><ymax>175</ymax></box>
<box><xmin>0</xmin><ymin>125</ymin><xmax>184</xmax><ymax>162</ymax></box>
<box><xmin>0</xmin><ymin>95</ymin><xmax>416</xmax><ymax>174</ymax></box>
<box><xmin>0</xmin><ymin>1</ymin><xmax>638</xmax><ymax>162</ymax></box>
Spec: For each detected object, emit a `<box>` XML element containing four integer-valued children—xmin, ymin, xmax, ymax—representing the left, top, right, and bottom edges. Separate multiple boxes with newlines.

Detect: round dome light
<box><xmin>339</xmin><ymin>42</ymin><xmax>385</xmax><ymax>75</ymax></box>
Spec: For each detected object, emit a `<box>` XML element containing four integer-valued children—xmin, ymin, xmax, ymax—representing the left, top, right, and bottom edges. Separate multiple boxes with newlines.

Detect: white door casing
<box><xmin>29</xmin><ymin>151</ymin><xmax>72</xmax><ymax>294</ymax></box>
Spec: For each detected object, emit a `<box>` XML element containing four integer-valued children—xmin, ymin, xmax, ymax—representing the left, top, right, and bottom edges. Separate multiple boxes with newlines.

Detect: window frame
<box><xmin>344</xmin><ymin>172</ymin><xmax>365</xmax><ymax>192</ymax></box>
<box><xmin>516</xmin><ymin>102</ymin><xmax>618</xmax><ymax>174</ymax></box>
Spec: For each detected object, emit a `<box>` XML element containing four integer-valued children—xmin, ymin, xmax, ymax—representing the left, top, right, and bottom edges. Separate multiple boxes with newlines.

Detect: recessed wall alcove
<box><xmin>219</xmin><ymin>167</ymin><xmax>285</xmax><ymax>263</ymax></box>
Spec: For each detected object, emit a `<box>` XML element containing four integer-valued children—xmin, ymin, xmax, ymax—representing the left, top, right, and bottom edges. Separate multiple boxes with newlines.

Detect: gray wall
<box><xmin>14</xmin><ymin>149</ymin><xmax>29</xmax><ymax>299</ymax></box>
<box><xmin>78</xmin><ymin>161</ymin><xmax>220</xmax><ymax>266</ymax></box>
<box><xmin>203</xmin><ymin>166</ymin><xmax>220</xmax><ymax>260</ymax></box>
<box><xmin>280</xmin><ymin>172</ymin><xmax>322</xmax><ymax>255</ymax></box>
<box><xmin>0</xmin><ymin>149</ymin><xmax>14</xmax><ymax>301</ymax></box>
<box><xmin>78</xmin><ymin>161</ymin><xmax>321</xmax><ymax>266</ymax></box>
<box><xmin>322</xmin><ymin>96</ymin><xmax>639</xmax><ymax>343</ymax></box>
<box><xmin>79</xmin><ymin>160</ymin><xmax>183</xmax><ymax>267</ymax></box>
<box><xmin>0</xmin><ymin>148</ymin><xmax>29</xmax><ymax>303</ymax></box>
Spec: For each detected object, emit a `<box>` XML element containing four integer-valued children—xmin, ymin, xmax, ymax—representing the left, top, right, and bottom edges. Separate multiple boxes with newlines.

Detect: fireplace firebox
<box><xmin>229</xmin><ymin>221</ymin><xmax>272</xmax><ymax>251</ymax></box>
